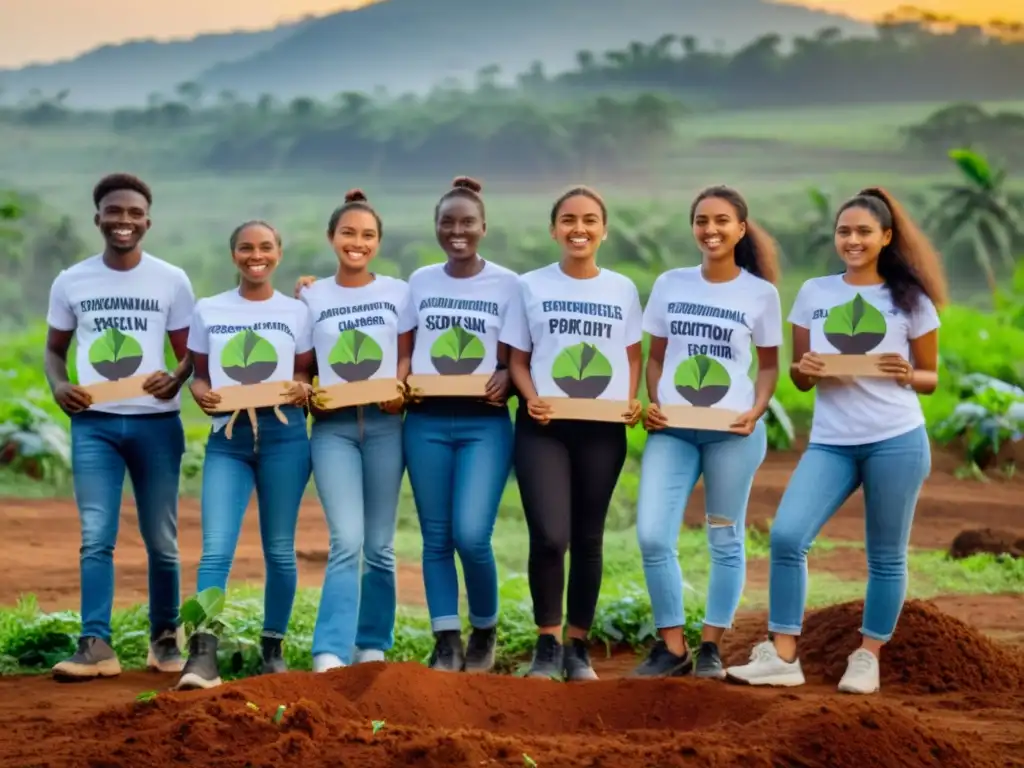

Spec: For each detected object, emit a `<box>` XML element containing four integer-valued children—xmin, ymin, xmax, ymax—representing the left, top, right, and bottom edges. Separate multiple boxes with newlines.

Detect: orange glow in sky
<box><xmin>0</xmin><ymin>0</ymin><xmax>1019</xmax><ymax>69</ymax></box>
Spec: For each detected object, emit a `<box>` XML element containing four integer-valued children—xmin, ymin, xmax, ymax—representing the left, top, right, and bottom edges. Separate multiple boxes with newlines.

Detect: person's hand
<box><xmin>484</xmin><ymin>369</ymin><xmax>510</xmax><ymax>406</ymax></box>
<box><xmin>527</xmin><ymin>397</ymin><xmax>553</xmax><ymax>425</ymax></box>
<box><xmin>796</xmin><ymin>351</ymin><xmax>826</xmax><ymax>383</ymax></box>
<box><xmin>878</xmin><ymin>352</ymin><xmax>914</xmax><ymax>386</ymax></box>
<box><xmin>53</xmin><ymin>382</ymin><xmax>92</xmax><ymax>414</ymax></box>
<box><xmin>623</xmin><ymin>399</ymin><xmax>643</xmax><ymax>427</ymax></box>
<box><xmin>285</xmin><ymin>381</ymin><xmax>312</xmax><ymax>407</ymax></box>
<box><xmin>144</xmin><ymin>371</ymin><xmax>185</xmax><ymax>400</ymax></box>
<box><xmin>729</xmin><ymin>408</ymin><xmax>763</xmax><ymax>436</ymax></box>
<box><xmin>644</xmin><ymin>402</ymin><xmax>669</xmax><ymax>432</ymax></box>
<box><xmin>190</xmin><ymin>382</ymin><xmax>222</xmax><ymax>416</ymax></box>
<box><xmin>379</xmin><ymin>383</ymin><xmax>406</xmax><ymax>415</ymax></box>
<box><xmin>293</xmin><ymin>275</ymin><xmax>317</xmax><ymax>298</ymax></box>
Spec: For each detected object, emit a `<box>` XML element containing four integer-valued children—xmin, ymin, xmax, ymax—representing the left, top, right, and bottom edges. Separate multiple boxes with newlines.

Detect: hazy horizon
<box><xmin>1</xmin><ymin>0</ymin><xmax>1020</xmax><ymax>69</ymax></box>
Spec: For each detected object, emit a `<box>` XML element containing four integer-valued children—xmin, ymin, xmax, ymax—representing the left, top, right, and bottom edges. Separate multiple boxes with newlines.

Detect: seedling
<box><xmin>135</xmin><ymin>690</ymin><xmax>158</xmax><ymax>703</ymax></box>
<box><xmin>178</xmin><ymin>586</ymin><xmax>227</xmax><ymax>637</ymax></box>
<box><xmin>371</xmin><ymin>719</ymin><xmax>386</xmax><ymax>735</ymax></box>
<box><xmin>246</xmin><ymin>702</ymin><xmax>260</xmax><ymax>711</ymax></box>
<box><xmin>523</xmin><ymin>754</ymin><xmax>538</xmax><ymax>767</ymax></box>
<box><xmin>272</xmin><ymin>704</ymin><xmax>286</xmax><ymax>724</ymax></box>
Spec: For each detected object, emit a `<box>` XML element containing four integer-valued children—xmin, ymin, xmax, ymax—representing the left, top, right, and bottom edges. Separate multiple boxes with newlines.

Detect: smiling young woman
<box><xmin>501</xmin><ymin>186</ymin><xmax>644</xmax><ymax>682</ymax></box>
<box><xmin>726</xmin><ymin>186</ymin><xmax>949</xmax><ymax>695</ymax></box>
<box><xmin>633</xmin><ymin>185</ymin><xmax>783</xmax><ymax>681</ymax></box>
<box><xmin>176</xmin><ymin>219</ymin><xmax>314</xmax><ymax>690</ymax></box>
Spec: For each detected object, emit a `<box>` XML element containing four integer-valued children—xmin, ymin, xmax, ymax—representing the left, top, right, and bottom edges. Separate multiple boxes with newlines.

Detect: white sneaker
<box><xmin>838</xmin><ymin>648</ymin><xmax>880</xmax><ymax>694</ymax></box>
<box><xmin>725</xmin><ymin>640</ymin><xmax>806</xmax><ymax>687</ymax></box>
<box><xmin>354</xmin><ymin>648</ymin><xmax>386</xmax><ymax>664</ymax></box>
<box><xmin>313</xmin><ymin>653</ymin><xmax>345</xmax><ymax>673</ymax></box>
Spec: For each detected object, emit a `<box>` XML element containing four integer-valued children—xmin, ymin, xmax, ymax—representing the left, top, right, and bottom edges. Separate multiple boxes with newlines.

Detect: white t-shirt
<box><xmin>789</xmin><ymin>274</ymin><xmax>941</xmax><ymax>445</ymax></box>
<box><xmin>643</xmin><ymin>267</ymin><xmax>782</xmax><ymax>412</ymax></box>
<box><xmin>500</xmin><ymin>263</ymin><xmax>643</xmax><ymax>401</ymax></box>
<box><xmin>300</xmin><ymin>275</ymin><xmax>413</xmax><ymax>386</ymax></box>
<box><xmin>187</xmin><ymin>289</ymin><xmax>313</xmax><ymax>390</ymax></box>
<box><xmin>405</xmin><ymin>260</ymin><xmax>520</xmax><ymax>376</ymax></box>
<box><xmin>46</xmin><ymin>253</ymin><xmax>195</xmax><ymax>415</ymax></box>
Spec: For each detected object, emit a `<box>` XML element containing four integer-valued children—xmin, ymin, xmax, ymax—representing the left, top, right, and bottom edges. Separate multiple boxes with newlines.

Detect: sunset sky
<box><xmin>1</xmin><ymin>0</ymin><xmax>1020</xmax><ymax>68</ymax></box>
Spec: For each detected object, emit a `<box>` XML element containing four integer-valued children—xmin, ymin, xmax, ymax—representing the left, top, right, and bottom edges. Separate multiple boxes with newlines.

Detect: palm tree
<box><xmin>928</xmin><ymin>148</ymin><xmax>1024</xmax><ymax>295</ymax></box>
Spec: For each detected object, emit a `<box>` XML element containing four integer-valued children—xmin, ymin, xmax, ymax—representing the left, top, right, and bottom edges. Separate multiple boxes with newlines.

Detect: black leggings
<box><xmin>513</xmin><ymin>404</ymin><xmax>627</xmax><ymax>630</ymax></box>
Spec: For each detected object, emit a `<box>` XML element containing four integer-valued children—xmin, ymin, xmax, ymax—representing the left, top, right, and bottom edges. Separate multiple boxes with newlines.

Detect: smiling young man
<box><xmin>44</xmin><ymin>173</ymin><xmax>195</xmax><ymax>682</ymax></box>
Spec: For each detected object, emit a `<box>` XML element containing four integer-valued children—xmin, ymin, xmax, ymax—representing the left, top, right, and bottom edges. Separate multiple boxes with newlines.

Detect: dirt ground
<box><xmin>0</xmin><ymin>448</ymin><xmax>1021</xmax><ymax>767</ymax></box>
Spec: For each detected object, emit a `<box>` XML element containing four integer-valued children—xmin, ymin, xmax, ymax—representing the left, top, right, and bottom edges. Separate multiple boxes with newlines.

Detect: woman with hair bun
<box><xmin>296</xmin><ymin>189</ymin><xmax>414</xmax><ymax>673</ymax></box>
<box><xmin>633</xmin><ymin>185</ymin><xmax>783</xmax><ymax>681</ymax></box>
<box><xmin>401</xmin><ymin>176</ymin><xmax>521</xmax><ymax>674</ymax></box>
<box><xmin>726</xmin><ymin>187</ymin><xmax>948</xmax><ymax>695</ymax></box>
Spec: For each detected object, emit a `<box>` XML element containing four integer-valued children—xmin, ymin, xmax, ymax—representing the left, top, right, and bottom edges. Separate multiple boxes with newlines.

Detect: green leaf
<box><xmin>87</xmin><ymin>328</ymin><xmax>143</xmax><ymax>365</ymax></box>
<box><xmin>178</xmin><ymin>586</ymin><xmax>226</xmax><ymax>629</ymax></box>
<box><xmin>673</xmin><ymin>354</ymin><xmax>731</xmax><ymax>391</ymax></box>
<box><xmin>220</xmin><ymin>329</ymin><xmax>278</xmax><ymax>370</ymax></box>
<box><xmin>328</xmin><ymin>329</ymin><xmax>383</xmax><ymax>365</ymax></box>
<box><xmin>822</xmin><ymin>294</ymin><xmax>887</xmax><ymax>337</ymax></box>
<box><xmin>429</xmin><ymin>326</ymin><xmax>485</xmax><ymax>361</ymax></box>
<box><xmin>550</xmin><ymin>342</ymin><xmax>612</xmax><ymax>381</ymax></box>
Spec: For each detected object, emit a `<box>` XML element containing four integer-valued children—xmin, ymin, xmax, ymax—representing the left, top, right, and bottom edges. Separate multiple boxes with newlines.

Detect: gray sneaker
<box><xmin>52</xmin><ymin>636</ymin><xmax>122</xmax><ymax>682</ymax></box>
<box><xmin>147</xmin><ymin>627</ymin><xmax>185</xmax><ymax>673</ymax></box>
<box><xmin>463</xmin><ymin>627</ymin><xmax>497</xmax><ymax>674</ymax></box>
<box><xmin>428</xmin><ymin>630</ymin><xmax>465</xmax><ymax>672</ymax></box>
<box><xmin>562</xmin><ymin>638</ymin><xmax>599</xmax><ymax>682</ymax></box>
<box><xmin>260</xmin><ymin>635</ymin><xmax>288</xmax><ymax>674</ymax></box>
<box><xmin>694</xmin><ymin>641</ymin><xmax>726</xmax><ymax>680</ymax></box>
<box><xmin>526</xmin><ymin>634</ymin><xmax>563</xmax><ymax>679</ymax></box>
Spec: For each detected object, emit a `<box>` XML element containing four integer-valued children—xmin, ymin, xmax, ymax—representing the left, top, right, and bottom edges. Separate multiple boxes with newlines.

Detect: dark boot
<box><xmin>175</xmin><ymin>632</ymin><xmax>222</xmax><ymax>690</ymax></box>
<box><xmin>260</xmin><ymin>634</ymin><xmax>288</xmax><ymax>674</ymax></box>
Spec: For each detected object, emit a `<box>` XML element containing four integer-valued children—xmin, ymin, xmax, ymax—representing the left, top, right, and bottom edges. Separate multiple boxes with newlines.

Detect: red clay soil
<box><xmin>949</xmin><ymin>528</ymin><xmax>1024</xmax><ymax>559</ymax></box>
<box><xmin>2</xmin><ymin>600</ymin><xmax>1023</xmax><ymax>768</ymax></box>
<box><xmin>0</xmin><ymin>448</ymin><xmax>1021</xmax><ymax>611</ymax></box>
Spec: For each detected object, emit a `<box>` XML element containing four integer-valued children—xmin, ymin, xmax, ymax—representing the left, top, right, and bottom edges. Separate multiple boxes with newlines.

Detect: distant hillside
<box><xmin>0</xmin><ymin>0</ymin><xmax>870</xmax><ymax>108</ymax></box>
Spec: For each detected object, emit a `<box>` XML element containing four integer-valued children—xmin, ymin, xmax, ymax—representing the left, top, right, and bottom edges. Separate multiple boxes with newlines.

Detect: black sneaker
<box><xmin>175</xmin><ymin>632</ymin><xmax>222</xmax><ymax>690</ymax></box>
<box><xmin>147</xmin><ymin>627</ymin><xmax>185</xmax><ymax>673</ymax></box>
<box><xmin>695</xmin><ymin>641</ymin><xmax>726</xmax><ymax>679</ymax></box>
<box><xmin>463</xmin><ymin>627</ymin><xmax>497</xmax><ymax>674</ymax></box>
<box><xmin>527</xmin><ymin>634</ymin><xmax>563</xmax><ymax>679</ymax></box>
<box><xmin>260</xmin><ymin>635</ymin><xmax>288</xmax><ymax>674</ymax></box>
<box><xmin>563</xmin><ymin>638</ymin><xmax>599</xmax><ymax>681</ymax></box>
<box><xmin>428</xmin><ymin>630</ymin><xmax>465</xmax><ymax>672</ymax></box>
<box><xmin>52</xmin><ymin>636</ymin><xmax>122</xmax><ymax>682</ymax></box>
<box><xmin>631</xmin><ymin>640</ymin><xmax>693</xmax><ymax>678</ymax></box>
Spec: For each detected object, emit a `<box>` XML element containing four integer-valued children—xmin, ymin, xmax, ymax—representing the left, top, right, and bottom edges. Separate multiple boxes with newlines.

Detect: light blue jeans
<box><xmin>196</xmin><ymin>405</ymin><xmax>310</xmax><ymax>636</ymax></box>
<box><xmin>769</xmin><ymin>424</ymin><xmax>930</xmax><ymax>642</ymax></box>
<box><xmin>637</xmin><ymin>419</ymin><xmax>767</xmax><ymax>631</ymax></box>
<box><xmin>403</xmin><ymin>409</ymin><xmax>513</xmax><ymax>632</ymax></box>
<box><xmin>310</xmin><ymin>406</ymin><xmax>405</xmax><ymax>662</ymax></box>
<box><xmin>70</xmin><ymin>411</ymin><xmax>185</xmax><ymax>642</ymax></box>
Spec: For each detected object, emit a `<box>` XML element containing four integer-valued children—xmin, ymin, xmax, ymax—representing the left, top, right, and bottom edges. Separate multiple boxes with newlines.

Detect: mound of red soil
<box><xmin>727</xmin><ymin>599</ymin><xmax>1024</xmax><ymax>695</ymax></box>
<box><xmin>7</xmin><ymin>663</ymin><xmax>996</xmax><ymax>768</ymax></box>
<box><xmin>949</xmin><ymin>528</ymin><xmax>1024</xmax><ymax>559</ymax></box>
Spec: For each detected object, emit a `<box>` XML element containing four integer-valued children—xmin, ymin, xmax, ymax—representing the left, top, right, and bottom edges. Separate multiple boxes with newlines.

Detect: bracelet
<box><xmin>495</xmin><ymin>362</ymin><xmax>508</xmax><ymax>371</ymax></box>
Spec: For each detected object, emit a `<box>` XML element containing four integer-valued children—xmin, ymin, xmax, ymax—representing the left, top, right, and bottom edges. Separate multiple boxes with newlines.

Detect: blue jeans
<box><xmin>636</xmin><ymin>420</ymin><xmax>767</xmax><ymax>631</ymax></box>
<box><xmin>769</xmin><ymin>425</ymin><xmax>931</xmax><ymax>642</ymax></box>
<box><xmin>196</xmin><ymin>405</ymin><xmax>310</xmax><ymax>636</ymax></box>
<box><xmin>403</xmin><ymin>410</ymin><xmax>513</xmax><ymax>632</ymax></box>
<box><xmin>70</xmin><ymin>411</ymin><xmax>185</xmax><ymax>642</ymax></box>
<box><xmin>310</xmin><ymin>406</ymin><xmax>404</xmax><ymax>662</ymax></box>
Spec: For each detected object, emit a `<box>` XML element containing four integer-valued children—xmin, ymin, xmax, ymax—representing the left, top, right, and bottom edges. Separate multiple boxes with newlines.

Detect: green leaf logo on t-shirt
<box><xmin>674</xmin><ymin>354</ymin><xmax>731</xmax><ymax>407</ymax></box>
<box><xmin>88</xmin><ymin>327</ymin><xmax>144</xmax><ymax>380</ymax></box>
<box><xmin>220</xmin><ymin>328</ymin><xmax>279</xmax><ymax>384</ymax></box>
<box><xmin>430</xmin><ymin>325</ymin><xmax>485</xmax><ymax>375</ymax></box>
<box><xmin>822</xmin><ymin>293</ymin><xmax>887</xmax><ymax>354</ymax></box>
<box><xmin>551</xmin><ymin>342</ymin><xmax>612</xmax><ymax>398</ymax></box>
<box><xmin>328</xmin><ymin>328</ymin><xmax>383</xmax><ymax>381</ymax></box>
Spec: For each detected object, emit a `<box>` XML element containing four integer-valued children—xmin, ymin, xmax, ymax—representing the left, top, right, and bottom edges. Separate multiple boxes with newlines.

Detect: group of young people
<box><xmin>43</xmin><ymin>170</ymin><xmax>947</xmax><ymax>697</ymax></box>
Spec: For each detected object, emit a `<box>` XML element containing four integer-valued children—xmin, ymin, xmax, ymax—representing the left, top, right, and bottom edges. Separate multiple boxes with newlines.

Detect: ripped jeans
<box><xmin>636</xmin><ymin>419</ymin><xmax>767</xmax><ymax>630</ymax></box>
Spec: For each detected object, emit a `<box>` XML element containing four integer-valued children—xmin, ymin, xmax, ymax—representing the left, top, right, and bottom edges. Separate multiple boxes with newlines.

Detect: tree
<box><xmin>928</xmin><ymin>149</ymin><xmax>1024</xmax><ymax>296</ymax></box>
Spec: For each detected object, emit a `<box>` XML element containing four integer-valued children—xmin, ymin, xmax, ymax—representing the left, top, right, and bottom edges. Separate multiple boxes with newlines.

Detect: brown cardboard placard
<box><xmin>84</xmin><ymin>375</ymin><xmax>151</xmax><ymax>405</ymax></box>
<box><xmin>817</xmin><ymin>354</ymin><xmax>889</xmax><ymax>378</ymax></box>
<box><xmin>407</xmin><ymin>374</ymin><xmax>491</xmax><ymax>398</ymax></box>
<box><xmin>660</xmin><ymin>405</ymin><xmax>741</xmax><ymax>432</ymax></box>
<box><xmin>317</xmin><ymin>378</ymin><xmax>404</xmax><ymax>410</ymax></box>
<box><xmin>210</xmin><ymin>380</ymin><xmax>296</xmax><ymax>413</ymax></box>
<box><xmin>546</xmin><ymin>397</ymin><xmax>631</xmax><ymax>423</ymax></box>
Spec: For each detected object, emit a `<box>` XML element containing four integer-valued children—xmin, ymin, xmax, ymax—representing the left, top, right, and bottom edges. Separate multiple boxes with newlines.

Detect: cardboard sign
<box><xmin>660</xmin><ymin>405</ymin><xmax>740</xmax><ymax>432</ymax></box>
<box><xmin>545</xmin><ymin>397</ymin><xmax>632</xmax><ymax>424</ymax></box>
<box><xmin>210</xmin><ymin>381</ymin><xmax>297</xmax><ymax>413</ymax></box>
<box><xmin>817</xmin><ymin>354</ymin><xmax>889</xmax><ymax>378</ymax></box>
<box><xmin>406</xmin><ymin>374</ymin><xmax>491</xmax><ymax>398</ymax></box>
<box><xmin>84</xmin><ymin>375</ymin><xmax>151</xmax><ymax>405</ymax></box>
<box><xmin>316</xmin><ymin>378</ymin><xmax>404</xmax><ymax>410</ymax></box>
